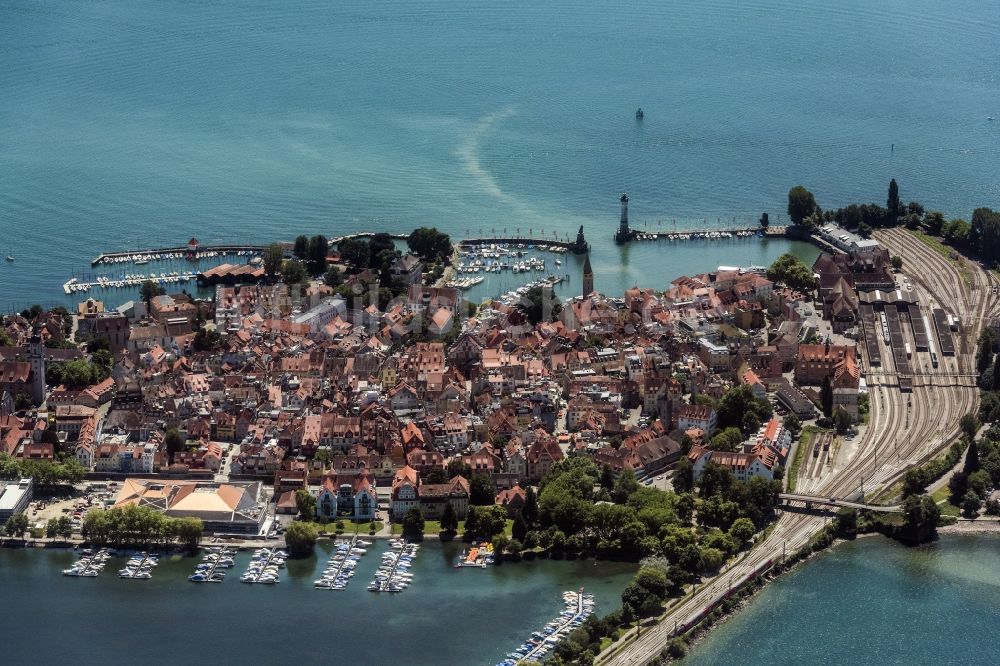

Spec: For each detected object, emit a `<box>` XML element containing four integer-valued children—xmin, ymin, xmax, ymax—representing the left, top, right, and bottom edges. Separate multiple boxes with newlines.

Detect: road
<box><xmin>602</xmin><ymin>228</ymin><xmax>999</xmax><ymax>665</ymax></box>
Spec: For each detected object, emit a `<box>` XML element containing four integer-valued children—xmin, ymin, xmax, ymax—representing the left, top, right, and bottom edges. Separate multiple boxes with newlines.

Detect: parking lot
<box><xmin>28</xmin><ymin>481</ymin><xmax>121</xmax><ymax>532</ymax></box>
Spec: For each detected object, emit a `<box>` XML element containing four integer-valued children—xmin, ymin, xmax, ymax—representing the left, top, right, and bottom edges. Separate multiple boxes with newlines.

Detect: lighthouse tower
<box><xmin>614</xmin><ymin>193</ymin><xmax>634</xmax><ymax>244</ymax></box>
<box><xmin>28</xmin><ymin>325</ymin><xmax>45</xmax><ymax>405</ymax></box>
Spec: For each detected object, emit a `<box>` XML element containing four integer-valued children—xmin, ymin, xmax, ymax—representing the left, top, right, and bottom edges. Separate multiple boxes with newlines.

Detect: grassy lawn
<box><xmin>909</xmin><ymin>229</ymin><xmax>972</xmax><ymax>285</ymax></box>
<box><xmin>391</xmin><ymin>518</ymin><xmax>514</xmax><ymax>537</ymax></box>
<box><xmin>872</xmin><ymin>480</ymin><xmax>904</xmax><ymax>505</ymax></box>
<box><xmin>931</xmin><ymin>485</ymin><xmax>961</xmax><ymax>517</ymax></box>
<box><xmin>787</xmin><ymin>426</ymin><xmax>820</xmax><ymax>493</ymax></box>
<box><xmin>300</xmin><ymin>520</ymin><xmax>382</xmax><ymax>535</ymax></box>
<box><xmin>390</xmin><ymin>521</ymin><xmax>450</xmax><ymax>536</ymax></box>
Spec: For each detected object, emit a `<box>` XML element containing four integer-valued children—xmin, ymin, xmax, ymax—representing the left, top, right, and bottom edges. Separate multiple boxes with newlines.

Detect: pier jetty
<box><xmin>92</xmin><ymin>243</ymin><xmax>267</xmax><ymax>267</ymax></box>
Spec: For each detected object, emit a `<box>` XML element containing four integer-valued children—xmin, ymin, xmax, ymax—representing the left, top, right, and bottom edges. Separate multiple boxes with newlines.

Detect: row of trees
<box><xmin>81</xmin><ymin>505</ymin><xmax>203</xmax><ymax>549</ymax></box>
<box><xmin>788</xmin><ymin>181</ymin><xmax>1000</xmax><ymax>267</ymax></box>
<box><xmin>787</xmin><ymin>179</ymin><xmax>914</xmax><ymax>234</ymax></box>
<box><xmin>292</xmin><ymin>234</ymin><xmax>331</xmax><ymax>274</ymax></box>
<box><xmin>0</xmin><ymin>454</ymin><xmax>87</xmax><ymax>486</ymax></box>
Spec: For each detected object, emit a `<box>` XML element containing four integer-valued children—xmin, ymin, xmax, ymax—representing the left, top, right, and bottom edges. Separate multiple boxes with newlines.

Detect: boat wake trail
<box><xmin>457</xmin><ymin>106</ymin><xmax>537</xmax><ymax>220</ymax></box>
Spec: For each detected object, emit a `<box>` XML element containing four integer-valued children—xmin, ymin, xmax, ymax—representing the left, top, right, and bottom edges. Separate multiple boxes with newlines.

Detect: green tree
<box><xmin>338</xmin><ymin>238</ymin><xmax>371</xmax><ymax>269</ymax></box>
<box><xmin>4</xmin><ymin>512</ymin><xmax>29</xmax><ymax>539</ymax></box>
<box><xmin>698</xmin><ymin>546</ymin><xmax>726</xmax><ymax>573</ymax></box>
<box><xmin>964</xmin><ymin>437</ymin><xmax>981</xmax><ymax>474</ymax></box>
<box><xmin>820</xmin><ymin>376</ymin><xmax>834</xmax><ymax>417</ymax></box>
<box><xmin>293</xmin><ymin>235</ymin><xmax>309</xmax><ymax>259</ymax></box>
<box><xmin>284</xmin><ymin>521</ymin><xmax>318</xmax><ymax>557</ymax></box>
<box><xmin>783</xmin><ymin>413</ymin><xmax>801</xmax><ymax>438</ymax></box>
<box><xmin>173</xmin><ymin>517</ymin><xmax>204</xmax><ymax>548</ymax></box>
<box><xmin>447</xmin><ymin>459</ymin><xmax>472</xmax><ymax>480</ymax></box>
<box><xmin>401</xmin><ymin>507</ymin><xmax>425</xmax><ymax>540</ymax></box>
<box><xmin>612</xmin><ymin>469</ymin><xmax>641</xmax><ymax>503</ymax></box>
<box><xmin>440</xmin><ymin>502</ymin><xmax>459</xmax><ymax>534</ymax></box>
<box><xmin>193</xmin><ymin>327</ymin><xmax>223</xmax><ymax>352</ymax></box>
<box><xmin>323</xmin><ymin>265</ymin><xmax>343</xmax><ymax>287</ymax></box>
<box><xmin>887</xmin><ymin>178</ymin><xmax>901</xmax><ymax>222</ymax></box>
<box><xmin>368</xmin><ymin>233</ymin><xmax>396</xmax><ymax>260</ymax></box>
<box><xmin>263</xmin><ymin>243</ymin><xmax>284</xmax><ymax>279</ymax></box>
<box><xmin>673</xmin><ymin>456</ymin><xmax>694</xmax><ymax>494</ymax></box>
<box><xmin>943</xmin><ymin>219</ymin><xmax>970</xmax><ymax>245</ymax></box>
<box><xmin>164</xmin><ymin>428</ymin><xmax>185</xmax><ymax>462</ymax></box>
<box><xmin>728</xmin><ymin>517</ymin><xmax>755</xmax><ymax>548</ymax></box>
<box><xmin>295</xmin><ymin>488</ymin><xmax>317</xmax><ymax>520</ymax></box>
<box><xmin>968</xmin><ymin>469</ymin><xmax>991</xmax><ymax>499</ymax></box>
<box><xmin>621</xmin><ymin>581</ymin><xmax>660</xmax><ymax>618</ymax></box>
<box><xmin>57</xmin><ymin>516</ymin><xmax>73</xmax><ymax>540</ymax></box>
<box><xmin>140</xmin><ymin>280</ymin><xmax>165</xmax><ymax>306</ymax></box>
<box><xmin>46</xmin><ymin>518</ymin><xmax>59</xmax><ymax>539</ymax></box>
<box><xmin>834</xmin><ymin>507</ymin><xmax>858</xmax><ymax>539</ymax></box>
<box><xmin>407</xmin><ymin>227</ymin><xmax>452</xmax><ymax>261</ymax></box>
<box><xmin>511</xmin><ymin>512</ymin><xmax>527</xmax><ymax>541</ymax></box>
<box><xmin>698</xmin><ymin>462</ymin><xmax>734</xmax><ymax>499</ymax></box>
<box><xmin>766</xmin><ymin>253</ymin><xmax>817</xmax><ymax>292</ymax></box>
<box><xmin>281</xmin><ymin>259</ymin><xmax>307</xmax><ymax>284</ymax></box>
<box><xmin>890</xmin><ymin>255</ymin><xmax>903</xmax><ymax>270</ymax></box>
<box><xmin>925</xmin><ymin>211</ymin><xmax>946</xmax><ymax>235</ymax></box>
<box><xmin>787</xmin><ymin>186</ymin><xmax>818</xmax><ymax>226</ymax></box>
<box><xmin>519</xmin><ymin>285</ymin><xmax>562</xmax><ymax>325</ymax></box>
<box><xmin>717</xmin><ymin>384</ymin><xmax>773</xmax><ymax>434</ymax></box>
<box><xmin>599</xmin><ymin>464</ymin><xmax>615</xmax><ymax>490</ymax></box>
<box><xmin>962</xmin><ymin>490</ymin><xmax>981</xmax><ymax>517</ymax></box>
<box><xmin>467</xmin><ymin>505</ymin><xmax>507</xmax><ymax>540</ymax></box>
<box><xmin>469</xmin><ymin>474</ymin><xmax>496</xmax><ymax>505</ymax></box>
<box><xmin>976</xmin><ymin>328</ymin><xmax>996</xmax><ymax>379</ymax></box>
<box><xmin>901</xmin><ymin>494</ymin><xmax>940</xmax><ymax>543</ymax></box>
<box><xmin>710</xmin><ymin>426</ymin><xmax>745</xmax><ymax>452</ymax></box>
<box><xmin>522</xmin><ymin>486</ymin><xmax>539</xmax><ymax>527</ymax></box>
<box><xmin>970</xmin><ymin>207</ymin><xmax>1000</xmax><ymax>263</ymax></box>
<box><xmin>307</xmin><ymin>235</ymin><xmax>329</xmax><ymax>274</ymax></box>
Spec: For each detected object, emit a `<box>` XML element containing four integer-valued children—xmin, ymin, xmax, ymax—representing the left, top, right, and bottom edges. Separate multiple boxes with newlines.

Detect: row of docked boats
<box><xmin>496</xmin><ymin>589</ymin><xmax>595</xmax><ymax>665</ymax></box>
<box><xmin>241</xmin><ymin>547</ymin><xmax>287</xmax><ymax>584</ymax></box>
<box><xmin>637</xmin><ymin>228</ymin><xmax>763</xmax><ymax>241</ymax></box>
<box><xmin>188</xmin><ymin>547</ymin><xmax>236</xmax><ymax>583</ymax></box>
<box><xmin>95</xmin><ymin>250</ymin><xmax>260</xmax><ymax>266</ymax></box>
<box><xmin>63</xmin><ymin>272</ymin><xmax>197</xmax><ymax>294</ymax></box>
<box><xmin>492</xmin><ymin>275</ymin><xmax>566</xmax><ymax>306</ymax></box>
<box><xmin>119</xmin><ymin>552</ymin><xmax>158</xmax><ymax>579</ymax></box>
<box><xmin>368</xmin><ymin>540</ymin><xmax>418</xmax><ymax>592</ymax></box>
<box><xmin>456</xmin><ymin>257</ymin><xmax>549</xmax><ymax>275</ymax></box>
<box><xmin>444</xmin><ymin>275</ymin><xmax>484</xmax><ymax>290</ymax></box>
<box><xmin>62</xmin><ymin>548</ymin><xmax>112</xmax><ymax>577</ymax></box>
<box><xmin>314</xmin><ymin>539</ymin><xmax>372</xmax><ymax>590</ymax></box>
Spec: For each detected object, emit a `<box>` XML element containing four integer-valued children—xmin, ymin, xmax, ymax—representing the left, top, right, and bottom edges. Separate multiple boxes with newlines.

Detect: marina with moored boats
<box><xmin>315</xmin><ymin>536</ymin><xmax>372</xmax><ymax>590</ymax></box>
<box><xmin>368</xmin><ymin>540</ymin><xmax>418</xmax><ymax>592</ymax></box>
<box><xmin>496</xmin><ymin>588</ymin><xmax>596</xmax><ymax>665</ymax></box>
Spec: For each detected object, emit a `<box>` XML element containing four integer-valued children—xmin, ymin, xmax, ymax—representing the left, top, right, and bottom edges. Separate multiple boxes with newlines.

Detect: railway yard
<box><xmin>602</xmin><ymin>228</ymin><xmax>1000</xmax><ymax>665</ymax></box>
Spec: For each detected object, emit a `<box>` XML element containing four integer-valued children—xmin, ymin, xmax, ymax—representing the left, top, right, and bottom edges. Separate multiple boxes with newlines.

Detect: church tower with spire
<box><xmin>28</xmin><ymin>324</ymin><xmax>45</xmax><ymax>405</ymax></box>
<box><xmin>582</xmin><ymin>253</ymin><xmax>594</xmax><ymax>298</ymax></box>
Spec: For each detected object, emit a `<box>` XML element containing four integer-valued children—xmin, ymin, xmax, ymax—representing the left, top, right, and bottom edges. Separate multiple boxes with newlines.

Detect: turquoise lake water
<box><xmin>1</xmin><ymin>0</ymin><xmax>998</xmax><ymax>308</ymax></box>
<box><xmin>684</xmin><ymin>534</ymin><xmax>1000</xmax><ymax>666</ymax></box>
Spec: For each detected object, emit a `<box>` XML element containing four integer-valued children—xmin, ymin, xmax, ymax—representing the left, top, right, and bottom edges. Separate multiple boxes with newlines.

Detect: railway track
<box><xmin>603</xmin><ymin>228</ymin><xmax>996</xmax><ymax>665</ymax></box>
